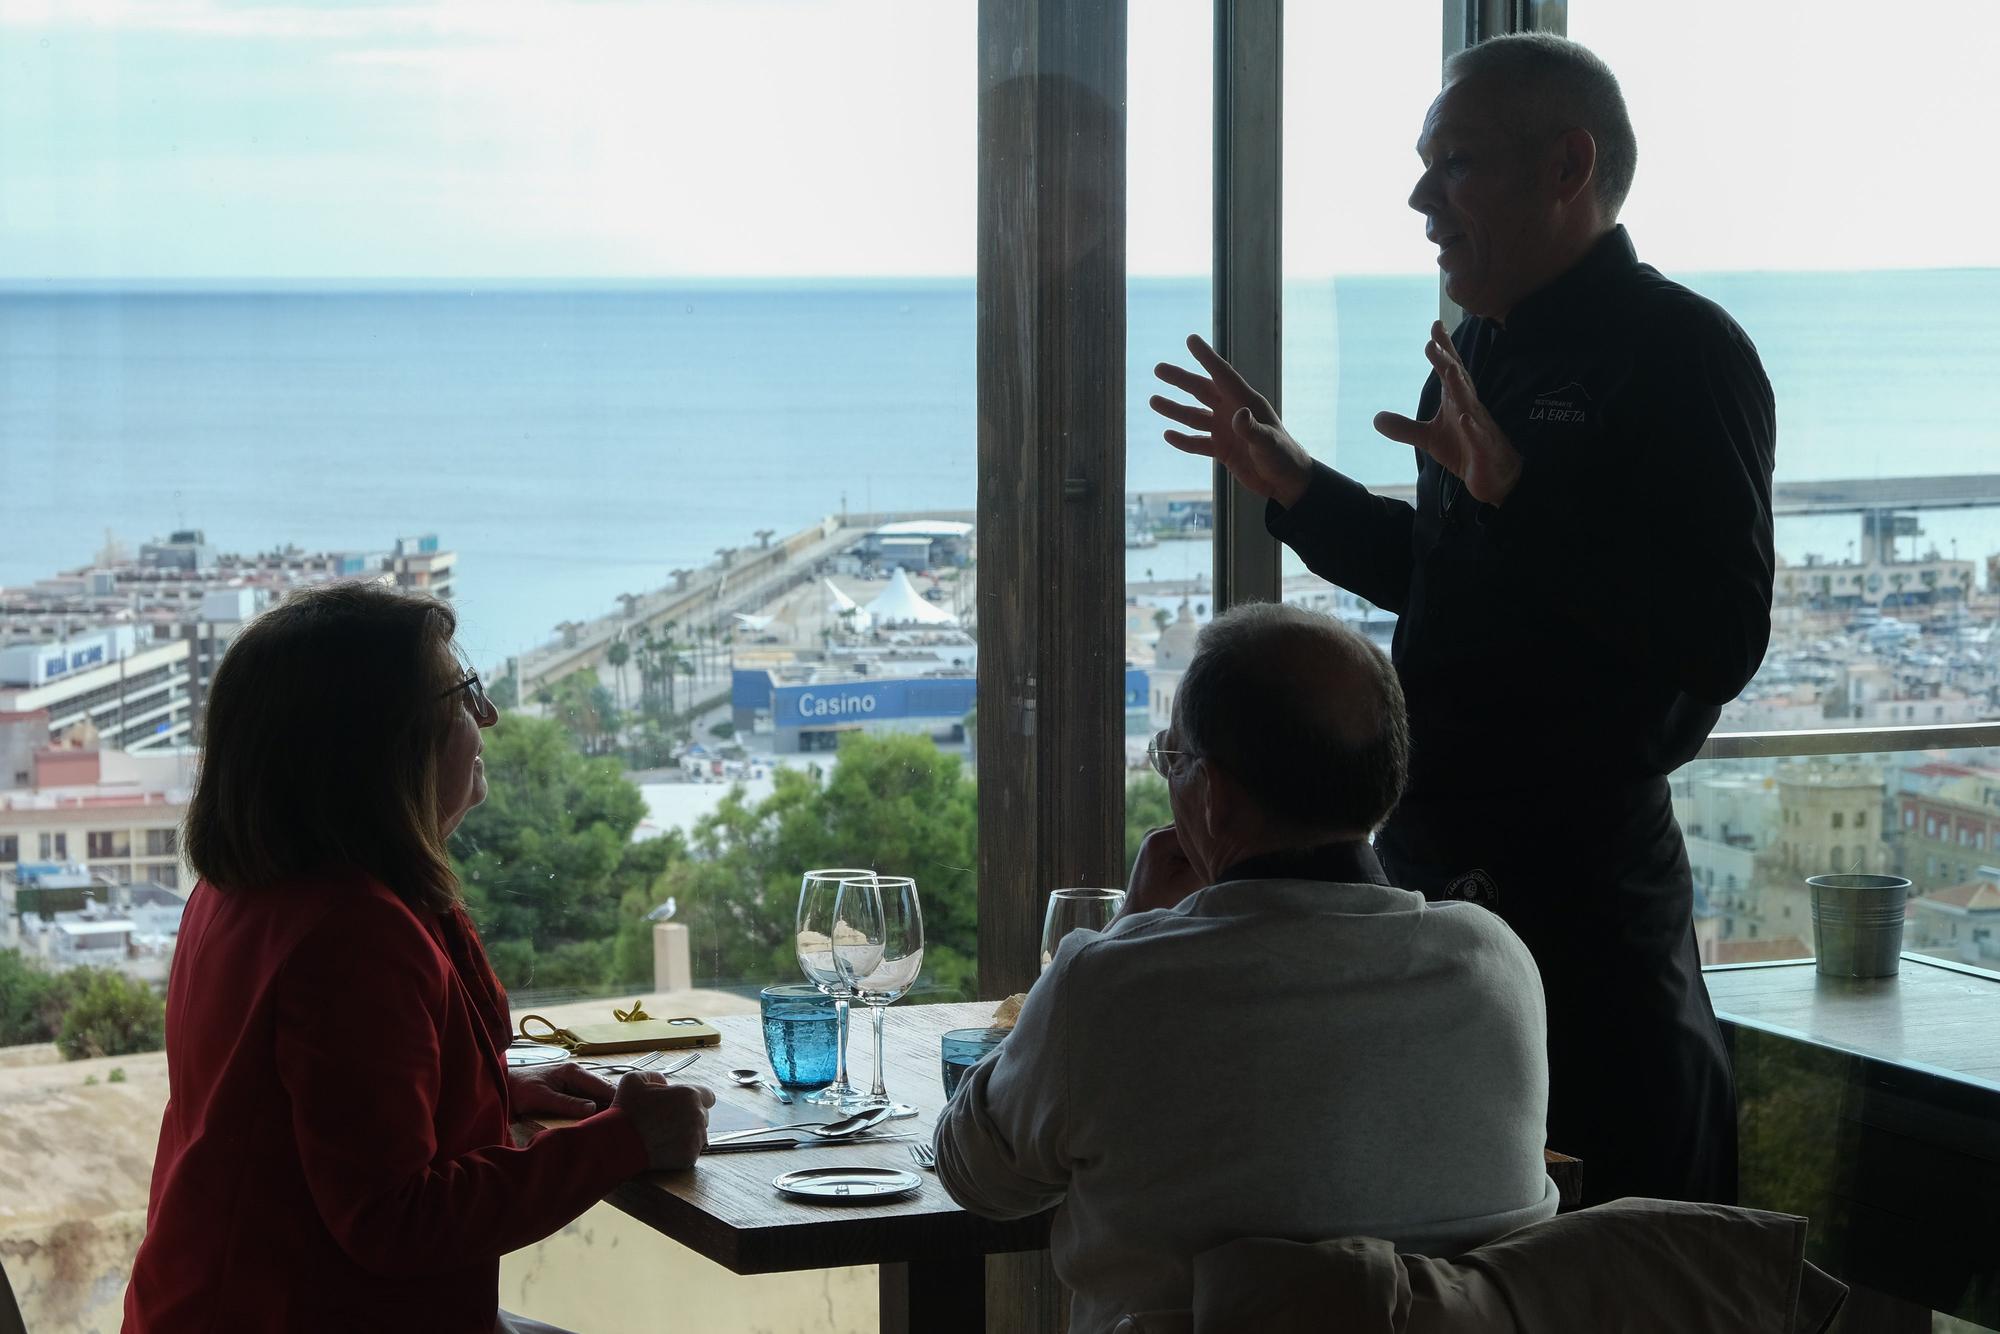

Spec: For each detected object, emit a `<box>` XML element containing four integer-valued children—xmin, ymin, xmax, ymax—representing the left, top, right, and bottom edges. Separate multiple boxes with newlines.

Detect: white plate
<box><xmin>772</xmin><ymin>1166</ymin><xmax>922</xmax><ymax>1203</ymax></box>
<box><xmin>505</xmin><ymin>1042</ymin><xmax>570</xmax><ymax>1068</ymax></box>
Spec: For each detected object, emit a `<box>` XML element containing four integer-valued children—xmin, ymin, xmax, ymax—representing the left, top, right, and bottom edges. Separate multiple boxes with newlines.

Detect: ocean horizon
<box><xmin>5</xmin><ymin>270</ymin><xmax>1997</xmax><ymax>668</ymax></box>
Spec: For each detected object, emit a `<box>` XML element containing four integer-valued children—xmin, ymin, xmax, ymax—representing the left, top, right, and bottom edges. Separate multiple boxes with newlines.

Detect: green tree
<box><xmin>605</xmin><ymin>637</ymin><xmax>632</xmax><ymax>714</ymax></box>
<box><xmin>664</xmin><ymin>734</ymin><xmax>981</xmax><ymax>999</ymax></box>
<box><xmin>0</xmin><ymin>950</ymin><xmax>102</xmax><ymax>1049</ymax></box>
<box><xmin>534</xmin><ymin>668</ymin><xmax>619</xmax><ymax>756</ymax></box>
<box><xmin>55</xmin><ymin>969</ymin><xmax>166</xmax><ymax>1060</ymax></box>
<box><xmin>451</xmin><ymin>714</ymin><xmax>667</xmax><ymax>991</ymax></box>
<box><xmin>488</xmin><ymin>670</ymin><xmax>519</xmax><ymax>711</ymax></box>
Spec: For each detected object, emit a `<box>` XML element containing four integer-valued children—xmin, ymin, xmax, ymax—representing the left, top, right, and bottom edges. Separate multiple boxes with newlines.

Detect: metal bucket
<box><xmin>1807</xmin><ymin>874</ymin><xmax>1911</xmax><ymax>978</ymax></box>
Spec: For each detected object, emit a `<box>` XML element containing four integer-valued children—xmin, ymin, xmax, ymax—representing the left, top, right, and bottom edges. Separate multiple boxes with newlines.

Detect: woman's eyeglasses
<box><xmin>439</xmin><ymin>670</ymin><xmax>495</xmax><ymax>720</ymax></box>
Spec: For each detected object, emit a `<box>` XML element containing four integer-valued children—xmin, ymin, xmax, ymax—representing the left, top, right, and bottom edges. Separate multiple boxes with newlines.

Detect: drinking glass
<box><xmin>796</xmin><ymin>868</ymin><xmax>874</xmax><ymax>1106</ymax></box>
<box><xmin>759</xmin><ymin>983</ymin><xmax>840</xmax><ymax>1088</ymax></box>
<box><xmin>1040</xmin><ymin>887</ymin><xmax>1124</xmax><ymax>971</ymax></box>
<box><xmin>833</xmin><ymin>875</ymin><xmax>925</xmax><ymax>1109</ymax></box>
<box><xmin>940</xmin><ymin>1027</ymin><xmax>1008</xmax><ymax>1099</ymax></box>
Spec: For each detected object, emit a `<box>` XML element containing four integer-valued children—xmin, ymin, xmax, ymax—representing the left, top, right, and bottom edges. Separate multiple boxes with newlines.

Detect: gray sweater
<box><xmin>933</xmin><ymin>876</ymin><xmax>1559</xmax><ymax>1334</ymax></box>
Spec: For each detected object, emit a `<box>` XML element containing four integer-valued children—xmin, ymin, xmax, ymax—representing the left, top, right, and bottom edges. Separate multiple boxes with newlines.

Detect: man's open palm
<box><xmin>1372</xmin><ymin>321</ymin><xmax>1523</xmax><ymax>506</ymax></box>
<box><xmin>1152</xmin><ymin>334</ymin><xmax>1313</xmax><ymax>509</ymax></box>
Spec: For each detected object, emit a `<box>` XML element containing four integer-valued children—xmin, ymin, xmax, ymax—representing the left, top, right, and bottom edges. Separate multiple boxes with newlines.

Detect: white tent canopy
<box><xmin>824</xmin><ymin>578</ymin><xmax>874</xmax><ymax>633</ymax></box>
<box><xmin>865</xmin><ymin>569</ymin><xmax>957</xmax><ymax>626</ymax></box>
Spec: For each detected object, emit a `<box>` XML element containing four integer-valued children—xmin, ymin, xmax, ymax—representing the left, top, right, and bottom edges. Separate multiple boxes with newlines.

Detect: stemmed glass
<box><xmin>1040</xmin><ymin>887</ymin><xmax>1124</xmax><ymax>971</ymax></box>
<box><xmin>833</xmin><ymin>875</ymin><xmax>925</xmax><ymax>1110</ymax></box>
<box><xmin>796</xmin><ymin>868</ymin><xmax>875</xmax><ymax>1107</ymax></box>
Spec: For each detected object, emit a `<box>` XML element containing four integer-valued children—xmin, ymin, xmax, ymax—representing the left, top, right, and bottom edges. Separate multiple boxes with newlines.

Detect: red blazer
<box><xmin>124</xmin><ymin>874</ymin><xmax>647</xmax><ymax>1333</ymax></box>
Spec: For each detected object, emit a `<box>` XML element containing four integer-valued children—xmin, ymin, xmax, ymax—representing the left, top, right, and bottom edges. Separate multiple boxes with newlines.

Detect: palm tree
<box><xmin>636</xmin><ymin>628</ymin><xmax>660</xmax><ymax>720</ymax></box>
<box><xmin>658</xmin><ymin>620</ymin><xmax>681</xmax><ymax>715</ymax></box>
<box><xmin>605</xmin><ymin>636</ymin><xmax>631</xmax><ymax>715</ymax></box>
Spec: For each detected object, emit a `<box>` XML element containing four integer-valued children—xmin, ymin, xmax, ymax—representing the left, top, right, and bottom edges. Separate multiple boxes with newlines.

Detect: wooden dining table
<box><xmin>518</xmin><ymin>1000</ymin><xmax>1051</xmax><ymax>1333</ymax></box>
<box><xmin>517</xmin><ymin>998</ymin><xmax>1586</xmax><ymax>1334</ymax></box>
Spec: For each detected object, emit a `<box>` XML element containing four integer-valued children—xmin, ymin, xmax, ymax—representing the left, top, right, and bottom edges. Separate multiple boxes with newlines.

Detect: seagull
<box><xmin>644</xmin><ymin>897</ymin><xmax>678</xmax><ymax>923</ymax></box>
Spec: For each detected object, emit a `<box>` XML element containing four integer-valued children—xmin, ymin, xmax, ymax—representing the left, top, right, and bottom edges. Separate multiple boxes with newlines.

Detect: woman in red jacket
<box><xmin>124</xmin><ymin>583</ymin><xmax>713</xmax><ymax>1333</ymax></box>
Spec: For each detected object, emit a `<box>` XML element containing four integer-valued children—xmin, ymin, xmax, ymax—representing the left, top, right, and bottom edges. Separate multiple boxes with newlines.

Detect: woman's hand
<box><xmin>508</xmin><ymin>1062</ymin><xmax>616</xmax><ymax>1120</ymax></box>
<box><xmin>614</xmin><ymin>1073</ymin><xmax>716</xmax><ymax>1170</ymax></box>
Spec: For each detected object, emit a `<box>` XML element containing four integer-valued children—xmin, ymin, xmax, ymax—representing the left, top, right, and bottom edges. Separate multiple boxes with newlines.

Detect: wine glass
<box><xmin>833</xmin><ymin>875</ymin><xmax>924</xmax><ymax>1110</ymax></box>
<box><xmin>1040</xmin><ymin>887</ymin><xmax>1124</xmax><ymax>971</ymax></box>
<box><xmin>796</xmin><ymin>868</ymin><xmax>875</xmax><ymax>1107</ymax></box>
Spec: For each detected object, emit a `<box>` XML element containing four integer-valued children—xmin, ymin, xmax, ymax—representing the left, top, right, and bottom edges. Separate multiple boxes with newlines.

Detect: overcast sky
<box><xmin>1</xmin><ymin>0</ymin><xmax>1991</xmax><ymax>278</ymax></box>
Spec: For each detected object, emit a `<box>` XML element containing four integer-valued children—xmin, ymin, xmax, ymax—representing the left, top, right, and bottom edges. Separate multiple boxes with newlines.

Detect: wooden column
<box><xmin>1212</xmin><ymin>0</ymin><xmax>1284</xmax><ymax>608</ymax></box>
<box><xmin>976</xmin><ymin>0</ymin><xmax>1128</xmax><ymax>1004</ymax></box>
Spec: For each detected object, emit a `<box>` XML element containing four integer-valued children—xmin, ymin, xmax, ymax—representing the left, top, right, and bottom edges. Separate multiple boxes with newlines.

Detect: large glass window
<box><xmin>1125</xmin><ymin>0</ymin><xmax>1214</xmax><ymax>872</ymax></box>
<box><xmin>1570</xmin><ymin>1</ymin><xmax>2000</xmax><ymax>964</ymax></box>
<box><xmin>1571</xmin><ymin>1</ymin><xmax>2000</xmax><ymax>736</ymax></box>
<box><xmin>3</xmin><ymin>2</ymin><xmax>980</xmax><ymax>1327</ymax></box>
<box><xmin>1276</xmin><ymin>3</ymin><xmax>1438</xmax><ymax>645</ymax></box>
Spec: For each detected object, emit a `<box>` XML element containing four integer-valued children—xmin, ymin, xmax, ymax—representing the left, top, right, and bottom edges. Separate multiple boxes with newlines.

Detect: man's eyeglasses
<box><xmin>439</xmin><ymin>670</ymin><xmax>494</xmax><ymax>719</ymax></box>
<box><xmin>1147</xmin><ymin>730</ymin><xmax>1192</xmax><ymax>780</ymax></box>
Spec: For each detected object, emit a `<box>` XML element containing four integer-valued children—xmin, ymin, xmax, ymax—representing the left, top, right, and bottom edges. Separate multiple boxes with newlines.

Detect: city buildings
<box><xmin>0</xmin><ymin>529</ymin><xmax>455</xmax><ymax>730</ymax></box>
<box><xmin>0</xmin><ymin>713</ymin><xmax>194</xmax><ymax>891</ymax></box>
<box><xmin>1</xmin><ymin>864</ymin><xmax>187</xmax><ymax>981</ymax></box>
<box><xmin>1907</xmin><ymin>878</ymin><xmax>2000</xmax><ymax>966</ymax></box>
<box><xmin>1895</xmin><ymin>760</ymin><xmax>2000</xmax><ymax>888</ymax></box>
<box><xmin>0</xmin><ymin>628</ymin><xmax>193</xmax><ymax>753</ymax></box>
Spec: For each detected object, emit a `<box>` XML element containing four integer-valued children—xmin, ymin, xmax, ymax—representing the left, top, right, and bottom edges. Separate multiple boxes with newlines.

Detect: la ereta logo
<box><xmin>1529</xmin><ymin>381</ymin><xmax>1591</xmax><ymax>425</ymax></box>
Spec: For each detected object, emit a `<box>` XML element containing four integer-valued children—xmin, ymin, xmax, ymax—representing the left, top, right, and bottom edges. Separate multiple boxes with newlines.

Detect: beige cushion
<box><xmin>1116</xmin><ymin>1198</ymin><xmax>1847</xmax><ymax>1334</ymax></box>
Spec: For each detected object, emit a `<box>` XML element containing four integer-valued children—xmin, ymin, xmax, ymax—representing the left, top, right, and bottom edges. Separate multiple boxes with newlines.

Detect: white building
<box><xmin>1145</xmin><ymin>601</ymin><xmax>1201</xmax><ymax>731</ymax></box>
<box><xmin>48</xmin><ymin>917</ymin><xmax>136</xmax><ymax>968</ymax></box>
<box><xmin>5</xmin><ymin>866</ymin><xmax>186</xmax><ymax>979</ymax></box>
<box><xmin>0</xmin><ymin>529</ymin><xmax>454</xmax><ymax>730</ymax></box>
<box><xmin>1908</xmin><ymin>877</ymin><xmax>2000</xmax><ymax>967</ymax></box>
<box><xmin>0</xmin><ymin>629</ymin><xmax>194</xmax><ymax>753</ymax></box>
<box><xmin>0</xmin><ymin>713</ymin><xmax>194</xmax><ymax>891</ymax></box>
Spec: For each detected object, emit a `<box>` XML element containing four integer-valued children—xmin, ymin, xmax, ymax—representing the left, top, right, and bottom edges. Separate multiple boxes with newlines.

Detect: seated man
<box><xmin>933</xmin><ymin>602</ymin><xmax>1558</xmax><ymax>1334</ymax></box>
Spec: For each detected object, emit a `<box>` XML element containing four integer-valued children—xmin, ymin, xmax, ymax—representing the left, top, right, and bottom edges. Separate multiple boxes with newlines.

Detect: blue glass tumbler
<box><xmin>760</xmin><ymin>984</ymin><xmax>841</xmax><ymax>1088</ymax></box>
<box><xmin>940</xmin><ymin>1027</ymin><xmax>1008</xmax><ymax>1099</ymax></box>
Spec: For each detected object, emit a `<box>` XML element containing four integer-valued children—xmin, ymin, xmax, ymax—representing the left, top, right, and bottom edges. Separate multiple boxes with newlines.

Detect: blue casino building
<box><xmin>734</xmin><ymin>665</ymin><xmax>1151</xmax><ymax>753</ymax></box>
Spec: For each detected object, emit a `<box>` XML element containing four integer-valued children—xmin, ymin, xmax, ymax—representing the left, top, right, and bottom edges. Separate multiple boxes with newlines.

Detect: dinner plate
<box><xmin>505</xmin><ymin>1041</ymin><xmax>570</xmax><ymax>1068</ymax></box>
<box><xmin>772</xmin><ymin>1166</ymin><xmax>922</xmax><ymax>1203</ymax></box>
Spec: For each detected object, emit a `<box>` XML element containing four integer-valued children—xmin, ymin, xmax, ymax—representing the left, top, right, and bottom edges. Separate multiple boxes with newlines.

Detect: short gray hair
<box><xmin>1447</xmin><ymin>33</ymin><xmax>1638</xmax><ymax>219</ymax></box>
<box><xmin>1173</xmin><ymin>602</ymin><xmax>1409</xmax><ymax>836</ymax></box>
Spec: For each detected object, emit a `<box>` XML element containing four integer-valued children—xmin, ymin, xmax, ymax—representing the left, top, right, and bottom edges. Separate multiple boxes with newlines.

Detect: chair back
<box><xmin>1116</xmin><ymin>1199</ymin><xmax>1848</xmax><ymax>1334</ymax></box>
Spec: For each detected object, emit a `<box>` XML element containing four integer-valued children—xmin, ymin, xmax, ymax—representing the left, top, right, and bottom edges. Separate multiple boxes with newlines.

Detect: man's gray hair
<box><xmin>1447</xmin><ymin>32</ymin><xmax>1638</xmax><ymax>219</ymax></box>
<box><xmin>1173</xmin><ymin>602</ymin><xmax>1409</xmax><ymax>837</ymax></box>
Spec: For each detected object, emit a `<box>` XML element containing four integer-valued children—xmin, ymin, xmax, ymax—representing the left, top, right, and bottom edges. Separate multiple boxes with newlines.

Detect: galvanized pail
<box><xmin>1806</xmin><ymin>873</ymin><xmax>1911</xmax><ymax>978</ymax></box>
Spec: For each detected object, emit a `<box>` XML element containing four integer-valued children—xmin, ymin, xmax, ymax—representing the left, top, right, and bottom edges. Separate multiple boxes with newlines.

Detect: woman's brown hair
<box><xmin>184</xmin><ymin>581</ymin><xmax>464</xmax><ymax>912</ymax></box>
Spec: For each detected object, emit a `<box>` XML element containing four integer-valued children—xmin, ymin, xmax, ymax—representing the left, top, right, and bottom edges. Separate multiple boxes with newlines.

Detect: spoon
<box><xmin>707</xmin><ymin>1103</ymin><xmax>898</xmax><ymax>1145</ymax></box>
<box><xmin>728</xmin><ymin>1068</ymin><xmax>794</xmax><ymax>1104</ymax></box>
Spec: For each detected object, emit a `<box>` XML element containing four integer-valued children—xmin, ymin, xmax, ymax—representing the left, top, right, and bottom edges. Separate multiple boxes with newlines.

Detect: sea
<box><xmin>3</xmin><ymin>271</ymin><xmax>1997</xmax><ymax>669</ymax></box>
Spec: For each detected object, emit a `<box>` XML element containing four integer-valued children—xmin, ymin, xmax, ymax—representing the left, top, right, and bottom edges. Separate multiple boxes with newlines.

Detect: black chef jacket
<box><xmin>1269</xmin><ymin>226</ymin><xmax>1776</xmax><ymax>1206</ymax></box>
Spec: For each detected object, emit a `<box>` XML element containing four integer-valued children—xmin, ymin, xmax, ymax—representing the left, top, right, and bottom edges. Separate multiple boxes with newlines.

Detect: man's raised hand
<box><xmin>1152</xmin><ymin>334</ymin><xmax>1313</xmax><ymax>510</ymax></box>
<box><xmin>1372</xmin><ymin>322</ymin><xmax>1523</xmax><ymax>506</ymax></box>
<box><xmin>1123</xmin><ymin>824</ymin><xmax>1205</xmax><ymax>917</ymax></box>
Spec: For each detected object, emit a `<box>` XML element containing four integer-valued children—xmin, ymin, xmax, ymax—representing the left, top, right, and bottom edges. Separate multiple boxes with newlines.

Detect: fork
<box><xmin>908</xmin><ymin>1143</ymin><xmax>936</xmax><ymax>1172</ymax></box>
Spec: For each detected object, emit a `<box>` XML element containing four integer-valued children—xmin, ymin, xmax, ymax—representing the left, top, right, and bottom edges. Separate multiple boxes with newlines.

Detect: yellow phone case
<box><xmin>516</xmin><ymin>1013</ymin><xmax>721</xmax><ymax>1055</ymax></box>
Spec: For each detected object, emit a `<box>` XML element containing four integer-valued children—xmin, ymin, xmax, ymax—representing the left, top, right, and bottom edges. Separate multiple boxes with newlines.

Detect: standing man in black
<box><xmin>1151</xmin><ymin>34</ymin><xmax>1775</xmax><ymax>1205</ymax></box>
